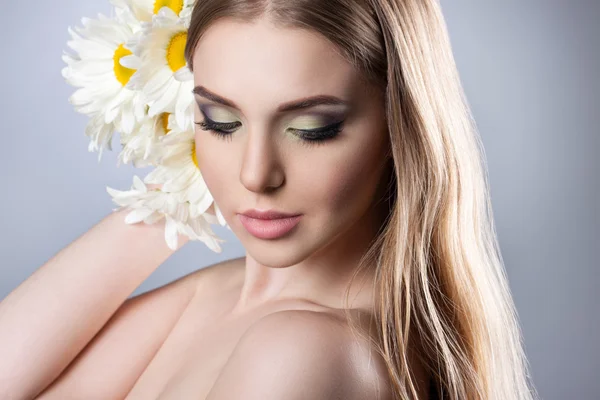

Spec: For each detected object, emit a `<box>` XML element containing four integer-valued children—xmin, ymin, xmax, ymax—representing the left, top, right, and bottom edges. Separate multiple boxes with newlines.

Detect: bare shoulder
<box><xmin>206</xmin><ymin>309</ymin><xmax>393</xmax><ymax>400</ymax></box>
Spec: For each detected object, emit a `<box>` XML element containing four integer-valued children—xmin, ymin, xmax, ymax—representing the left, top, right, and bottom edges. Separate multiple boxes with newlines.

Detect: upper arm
<box><xmin>35</xmin><ymin>266</ymin><xmax>207</xmax><ymax>399</ymax></box>
<box><xmin>206</xmin><ymin>310</ymin><xmax>391</xmax><ymax>400</ymax></box>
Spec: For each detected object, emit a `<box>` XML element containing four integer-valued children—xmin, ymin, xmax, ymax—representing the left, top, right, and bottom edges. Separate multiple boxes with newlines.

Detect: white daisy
<box><xmin>144</xmin><ymin>126</ymin><xmax>214</xmax><ymax>219</ymax></box>
<box><xmin>117</xmin><ymin>111</ymin><xmax>174</xmax><ymax>167</ymax></box>
<box><xmin>125</xmin><ymin>6</ymin><xmax>195</xmax><ymax>134</ymax></box>
<box><xmin>109</xmin><ymin>0</ymin><xmax>193</xmax><ymax>67</ymax></box>
<box><xmin>107</xmin><ymin>175</ymin><xmax>223</xmax><ymax>252</ymax></box>
<box><xmin>85</xmin><ymin>114</ymin><xmax>117</xmax><ymax>162</ymax></box>
<box><xmin>116</xmin><ymin>0</ymin><xmax>195</xmax><ymax>24</ymax></box>
<box><xmin>62</xmin><ymin>8</ymin><xmax>147</xmax><ymax>159</ymax></box>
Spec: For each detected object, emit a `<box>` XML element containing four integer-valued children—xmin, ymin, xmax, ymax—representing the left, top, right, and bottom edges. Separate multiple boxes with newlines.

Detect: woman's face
<box><xmin>192</xmin><ymin>17</ymin><xmax>390</xmax><ymax>267</ymax></box>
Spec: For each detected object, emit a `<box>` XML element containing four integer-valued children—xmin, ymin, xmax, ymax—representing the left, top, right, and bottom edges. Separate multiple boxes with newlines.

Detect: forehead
<box><xmin>191</xmin><ymin>18</ymin><xmax>360</xmax><ymax>111</ymax></box>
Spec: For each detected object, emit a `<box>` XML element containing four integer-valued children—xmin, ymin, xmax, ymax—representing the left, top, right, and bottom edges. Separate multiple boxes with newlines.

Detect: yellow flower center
<box><xmin>153</xmin><ymin>0</ymin><xmax>184</xmax><ymax>15</ymax></box>
<box><xmin>192</xmin><ymin>145</ymin><xmax>199</xmax><ymax>168</ymax></box>
<box><xmin>113</xmin><ymin>44</ymin><xmax>136</xmax><ymax>86</ymax></box>
<box><xmin>160</xmin><ymin>113</ymin><xmax>171</xmax><ymax>134</ymax></box>
<box><xmin>166</xmin><ymin>32</ymin><xmax>187</xmax><ymax>72</ymax></box>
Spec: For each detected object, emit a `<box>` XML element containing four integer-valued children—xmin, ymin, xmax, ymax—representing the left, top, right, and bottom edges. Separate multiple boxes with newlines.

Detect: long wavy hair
<box><xmin>184</xmin><ymin>1</ymin><xmax>537</xmax><ymax>399</ymax></box>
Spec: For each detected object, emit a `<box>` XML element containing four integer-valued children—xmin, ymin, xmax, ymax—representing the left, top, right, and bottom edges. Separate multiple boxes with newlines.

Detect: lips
<box><xmin>237</xmin><ymin>209</ymin><xmax>302</xmax><ymax>239</ymax></box>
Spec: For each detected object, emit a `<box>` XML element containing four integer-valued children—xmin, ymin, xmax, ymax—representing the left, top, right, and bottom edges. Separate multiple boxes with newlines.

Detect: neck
<box><xmin>232</xmin><ymin>194</ymin><xmax>390</xmax><ymax>315</ymax></box>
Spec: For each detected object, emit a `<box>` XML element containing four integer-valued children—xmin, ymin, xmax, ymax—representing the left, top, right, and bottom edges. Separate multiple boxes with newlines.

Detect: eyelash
<box><xmin>194</xmin><ymin>118</ymin><xmax>344</xmax><ymax>146</ymax></box>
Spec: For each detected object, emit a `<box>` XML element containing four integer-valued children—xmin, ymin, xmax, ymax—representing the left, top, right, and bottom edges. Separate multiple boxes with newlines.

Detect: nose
<box><xmin>239</xmin><ymin>129</ymin><xmax>285</xmax><ymax>193</ymax></box>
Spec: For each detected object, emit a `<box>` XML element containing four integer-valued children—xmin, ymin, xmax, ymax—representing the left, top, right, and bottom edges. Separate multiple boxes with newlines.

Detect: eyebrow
<box><xmin>192</xmin><ymin>85</ymin><xmax>349</xmax><ymax>113</ymax></box>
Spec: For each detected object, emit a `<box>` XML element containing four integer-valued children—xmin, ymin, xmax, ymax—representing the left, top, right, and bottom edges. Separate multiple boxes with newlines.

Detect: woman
<box><xmin>0</xmin><ymin>0</ymin><xmax>537</xmax><ymax>399</ymax></box>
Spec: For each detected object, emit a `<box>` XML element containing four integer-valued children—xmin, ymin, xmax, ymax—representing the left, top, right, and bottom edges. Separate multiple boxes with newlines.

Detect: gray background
<box><xmin>1</xmin><ymin>1</ymin><xmax>598</xmax><ymax>398</ymax></box>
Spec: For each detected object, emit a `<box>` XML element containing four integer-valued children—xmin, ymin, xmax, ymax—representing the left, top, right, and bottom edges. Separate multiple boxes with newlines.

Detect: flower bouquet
<box><xmin>62</xmin><ymin>0</ymin><xmax>226</xmax><ymax>252</ymax></box>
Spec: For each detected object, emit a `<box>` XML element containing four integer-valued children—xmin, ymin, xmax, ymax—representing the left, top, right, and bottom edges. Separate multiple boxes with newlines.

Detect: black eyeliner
<box><xmin>289</xmin><ymin>120</ymin><xmax>344</xmax><ymax>141</ymax></box>
<box><xmin>194</xmin><ymin>111</ymin><xmax>345</xmax><ymax>144</ymax></box>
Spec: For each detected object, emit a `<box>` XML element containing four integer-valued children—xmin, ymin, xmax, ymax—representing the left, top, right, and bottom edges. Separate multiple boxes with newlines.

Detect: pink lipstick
<box><xmin>237</xmin><ymin>209</ymin><xmax>302</xmax><ymax>239</ymax></box>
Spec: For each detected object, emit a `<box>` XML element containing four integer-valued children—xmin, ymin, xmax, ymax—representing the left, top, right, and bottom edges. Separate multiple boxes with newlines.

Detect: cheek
<box><xmin>297</xmin><ymin>142</ymin><xmax>386</xmax><ymax>217</ymax></box>
<box><xmin>312</xmin><ymin>105</ymin><xmax>389</xmax><ymax>216</ymax></box>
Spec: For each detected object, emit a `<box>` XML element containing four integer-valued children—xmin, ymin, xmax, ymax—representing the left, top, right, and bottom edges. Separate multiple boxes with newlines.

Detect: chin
<box><xmin>231</xmin><ymin>222</ymin><xmax>325</xmax><ymax>268</ymax></box>
<box><xmin>241</xmin><ymin>236</ymin><xmax>316</xmax><ymax>268</ymax></box>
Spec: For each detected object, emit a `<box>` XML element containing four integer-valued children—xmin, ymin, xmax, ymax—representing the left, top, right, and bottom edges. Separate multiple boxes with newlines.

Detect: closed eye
<box><xmin>195</xmin><ymin>119</ymin><xmax>240</xmax><ymax>139</ymax></box>
<box><xmin>194</xmin><ymin>117</ymin><xmax>344</xmax><ymax>145</ymax></box>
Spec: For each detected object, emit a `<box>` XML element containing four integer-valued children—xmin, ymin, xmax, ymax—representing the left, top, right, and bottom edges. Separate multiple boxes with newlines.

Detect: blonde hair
<box><xmin>185</xmin><ymin>1</ymin><xmax>537</xmax><ymax>399</ymax></box>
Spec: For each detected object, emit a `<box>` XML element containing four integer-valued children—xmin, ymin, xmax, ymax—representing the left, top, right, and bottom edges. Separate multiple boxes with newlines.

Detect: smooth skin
<box><xmin>0</xmin><ymin>16</ymin><xmax>428</xmax><ymax>400</ymax></box>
